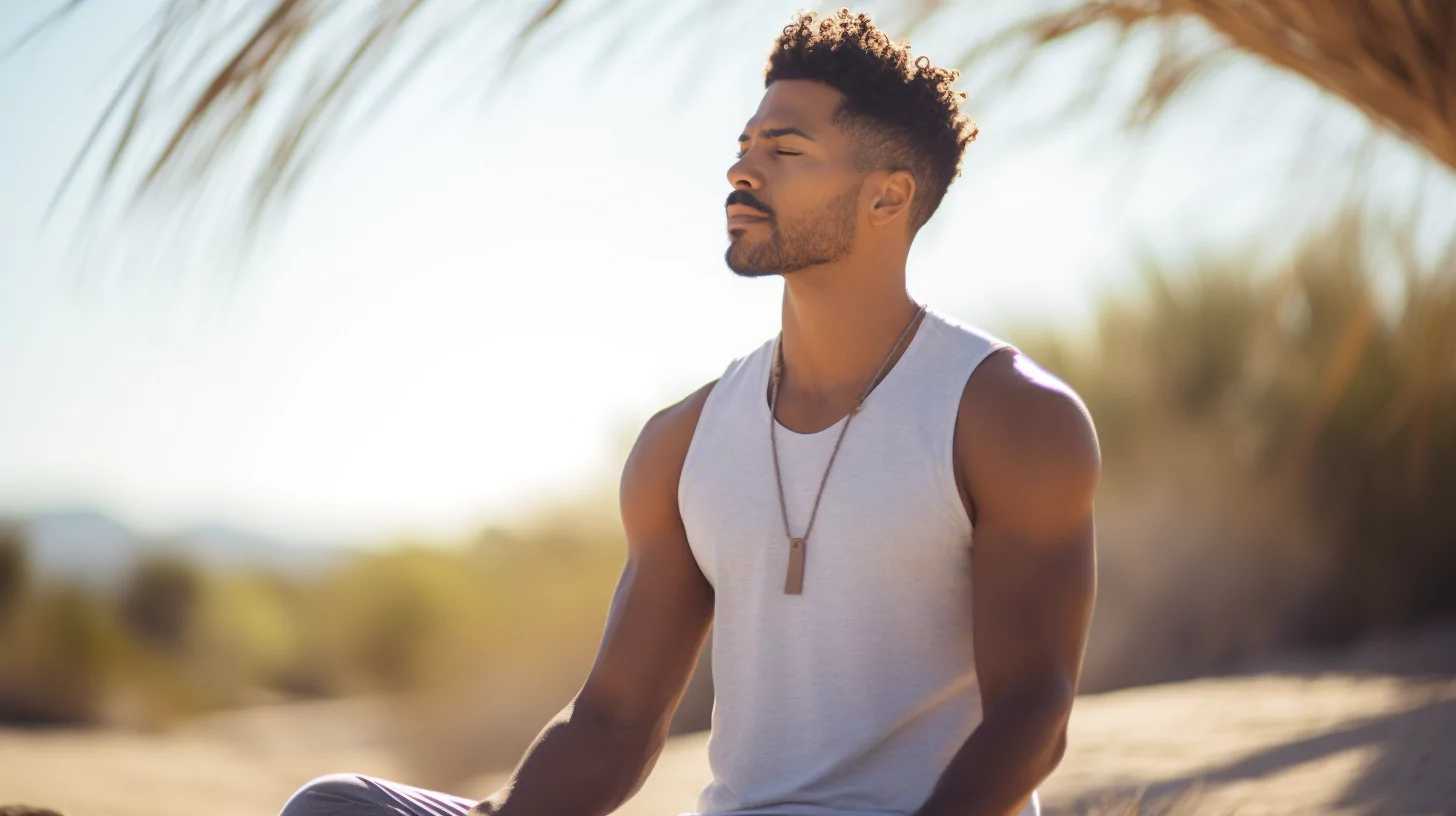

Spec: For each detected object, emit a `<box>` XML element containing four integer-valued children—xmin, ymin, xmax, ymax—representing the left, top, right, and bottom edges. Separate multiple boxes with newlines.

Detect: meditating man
<box><xmin>280</xmin><ymin>9</ymin><xmax>1098</xmax><ymax>816</ymax></box>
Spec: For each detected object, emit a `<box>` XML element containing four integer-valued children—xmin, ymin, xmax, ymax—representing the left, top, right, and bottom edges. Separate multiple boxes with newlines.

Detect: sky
<box><xmin>0</xmin><ymin>0</ymin><xmax>1448</xmax><ymax>546</ymax></box>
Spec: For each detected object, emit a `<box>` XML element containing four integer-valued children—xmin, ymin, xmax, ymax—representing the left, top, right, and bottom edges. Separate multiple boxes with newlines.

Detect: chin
<box><xmin>725</xmin><ymin>259</ymin><xmax>781</xmax><ymax>279</ymax></box>
<box><xmin>725</xmin><ymin>236</ymin><xmax>786</xmax><ymax>278</ymax></box>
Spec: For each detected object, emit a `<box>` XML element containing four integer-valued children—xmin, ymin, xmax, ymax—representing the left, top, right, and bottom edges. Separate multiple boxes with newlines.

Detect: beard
<box><xmin>725</xmin><ymin>183</ymin><xmax>859</xmax><ymax>278</ymax></box>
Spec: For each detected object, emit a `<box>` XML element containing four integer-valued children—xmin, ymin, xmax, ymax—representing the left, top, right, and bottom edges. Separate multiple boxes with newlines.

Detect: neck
<box><xmin>777</xmin><ymin>248</ymin><xmax>919</xmax><ymax>398</ymax></box>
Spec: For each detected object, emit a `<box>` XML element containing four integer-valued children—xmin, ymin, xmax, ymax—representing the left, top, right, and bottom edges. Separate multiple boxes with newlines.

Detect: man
<box><xmin>280</xmin><ymin>9</ymin><xmax>1096</xmax><ymax>816</ymax></box>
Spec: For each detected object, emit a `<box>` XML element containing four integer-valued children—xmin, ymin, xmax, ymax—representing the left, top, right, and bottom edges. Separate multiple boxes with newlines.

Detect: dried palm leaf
<box><xmin>8</xmin><ymin>0</ymin><xmax>1453</xmax><ymax>222</ymax></box>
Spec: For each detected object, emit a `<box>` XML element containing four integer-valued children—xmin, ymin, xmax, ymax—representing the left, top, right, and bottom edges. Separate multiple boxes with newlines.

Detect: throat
<box><xmin>767</xmin><ymin>305</ymin><xmax>928</xmax><ymax>434</ymax></box>
<box><xmin>768</xmin><ymin>387</ymin><xmax>863</xmax><ymax>435</ymax></box>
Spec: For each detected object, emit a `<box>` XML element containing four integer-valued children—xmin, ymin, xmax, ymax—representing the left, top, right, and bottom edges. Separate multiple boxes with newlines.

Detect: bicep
<box><xmin>576</xmin><ymin>392</ymin><xmax>716</xmax><ymax>734</ymax></box>
<box><xmin>970</xmin><ymin>513</ymin><xmax>1095</xmax><ymax>712</ymax></box>
<box><xmin>962</xmin><ymin>356</ymin><xmax>1099</xmax><ymax>712</ymax></box>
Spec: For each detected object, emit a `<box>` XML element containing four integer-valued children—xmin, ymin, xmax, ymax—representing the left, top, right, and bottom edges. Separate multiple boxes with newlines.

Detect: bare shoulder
<box><xmin>956</xmin><ymin>349</ymin><xmax>1100</xmax><ymax>533</ymax></box>
<box><xmin>619</xmin><ymin>379</ymin><xmax>719</xmax><ymax>537</ymax></box>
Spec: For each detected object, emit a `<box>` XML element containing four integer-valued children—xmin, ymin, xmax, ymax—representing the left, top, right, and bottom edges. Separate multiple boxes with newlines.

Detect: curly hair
<box><xmin>765</xmin><ymin>8</ymin><xmax>978</xmax><ymax>234</ymax></box>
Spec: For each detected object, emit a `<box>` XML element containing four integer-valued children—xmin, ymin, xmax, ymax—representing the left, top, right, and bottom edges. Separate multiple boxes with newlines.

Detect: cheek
<box><xmin>771</xmin><ymin>165</ymin><xmax>848</xmax><ymax>218</ymax></box>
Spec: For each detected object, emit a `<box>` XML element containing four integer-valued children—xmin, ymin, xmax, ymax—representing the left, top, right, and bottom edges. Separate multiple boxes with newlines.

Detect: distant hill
<box><xmin>20</xmin><ymin>509</ymin><xmax>139</xmax><ymax>589</ymax></box>
<box><xmin>164</xmin><ymin>523</ymin><xmax>347</xmax><ymax>576</ymax></box>
<box><xmin>14</xmin><ymin>509</ymin><xmax>352</xmax><ymax>588</ymax></box>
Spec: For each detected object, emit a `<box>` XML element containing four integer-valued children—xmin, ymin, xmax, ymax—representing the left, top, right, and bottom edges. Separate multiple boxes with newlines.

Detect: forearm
<box><xmin>913</xmin><ymin>690</ymin><xmax>1071</xmax><ymax>816</ymax></box>
<box><xmin>472</xmin><ymin>698</ymin><xmax>662</xmax><ymax>816</ymax></box>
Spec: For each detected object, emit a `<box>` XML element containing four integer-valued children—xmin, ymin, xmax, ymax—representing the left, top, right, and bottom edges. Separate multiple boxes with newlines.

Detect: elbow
<box><xmin>1043</xmin><ymin>723</ymin><xmax>1069</xmax><ymax>776</ymax></box>
<box><xmin>1034</xmin><ymin>685</ymin><xmax>1074</xmax><ymax>780</ymax></box>
<box><xmin>1041</xmin><ymin>674</ymin><xmax>1074</xmax><ymax>752</ymax></box>
<box><xmin>991</xmin><ymin>678</ymin><xmax>1074</xmax><ymax>780</ymax></box>
<box><xmin>1005</xmin><ymin>711</ymin><xmax>1068</xmax><ymax>791</ymax></box>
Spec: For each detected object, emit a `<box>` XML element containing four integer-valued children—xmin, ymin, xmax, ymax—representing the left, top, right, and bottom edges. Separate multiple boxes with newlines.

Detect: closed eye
<box><xmin>734</xmin><ymin>149</ymin><xmax>803</xmax><ymax>159</ymax></box>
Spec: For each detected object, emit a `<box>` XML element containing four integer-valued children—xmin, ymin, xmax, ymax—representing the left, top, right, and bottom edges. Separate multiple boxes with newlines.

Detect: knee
<box><xmin>279</xmin><ymin>773</ymin><xmax>372</xmax><ymax>816</ymax></box>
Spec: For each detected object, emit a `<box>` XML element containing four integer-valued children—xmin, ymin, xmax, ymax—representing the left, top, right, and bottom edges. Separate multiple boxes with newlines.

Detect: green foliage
<box><xmin>191</xmin><ymin>572</ymin><xmax>299</xmax><ymax>703</ymax></box>
<box><xmin>0</xmin><ymin>523</ymin><xmax>25</xmax><ymax>625</ymax></box>
<box><xmin>0</xmin><ymin>506</ymin><xmax>625</xmax><ymax>730</ymax></box>
<box><xmin>0</xmin><ymin>527</ymin><xmax>126</xmax><ymax>724</ymax></box>
<box><xmin>0</xmin><ymin>584</ymin><xmax>127</xmax><ymax>724</ymax></box>
<box><xmin>119</xmin><ymin>552</ymin><xmax>203</xmax><ymax>655</ymax></box>
<box><xmin>1017</xmin><ymin>213</ymin><xmax>1456</xmax><ymax>688</ymax></box>
<box><xmin>304</xmin><ymin>543</ymin><xmax>495</xmax><ymax>692</ymax></box>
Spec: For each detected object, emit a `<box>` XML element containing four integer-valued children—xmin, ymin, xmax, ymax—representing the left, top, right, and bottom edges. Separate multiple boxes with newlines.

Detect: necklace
<box><xmin>769</xmin><ymin>301</ymin><xmax>927</xmax><ymax>595</ymax></box>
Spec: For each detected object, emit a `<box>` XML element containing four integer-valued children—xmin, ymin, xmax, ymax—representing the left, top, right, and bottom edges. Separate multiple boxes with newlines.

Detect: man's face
<box><xmin>725</xmin><ymin>80</ymin><xmax>863</xmax><ymax>278</ymax></box>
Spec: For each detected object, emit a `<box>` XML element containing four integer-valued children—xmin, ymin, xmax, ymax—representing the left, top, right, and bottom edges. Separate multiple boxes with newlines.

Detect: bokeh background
<box><xmin>2</xmin><ymin>1</ymin><xmax>1454</xmax><ymax>814</ymax></box>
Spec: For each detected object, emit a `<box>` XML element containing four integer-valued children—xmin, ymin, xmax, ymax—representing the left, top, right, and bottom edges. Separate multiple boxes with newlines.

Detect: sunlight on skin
<box><xmin>1012</xmin><ymin>353</ymin><xmax>1087</xmax><ymax>413</ymax></box>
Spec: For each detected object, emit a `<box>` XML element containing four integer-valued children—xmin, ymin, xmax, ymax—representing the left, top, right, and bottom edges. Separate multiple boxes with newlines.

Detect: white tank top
<box><xmin>675</xmin><ymin>304</ymin><xmax>1038</xmax><ymax>816</ymax></box>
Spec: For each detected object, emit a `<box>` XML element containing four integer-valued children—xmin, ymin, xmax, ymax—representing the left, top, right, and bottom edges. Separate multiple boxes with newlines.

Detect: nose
<box><xmin>727</xmin><ymin>151</ymin><xmax>763</xmax><ymax>191</ymax></box>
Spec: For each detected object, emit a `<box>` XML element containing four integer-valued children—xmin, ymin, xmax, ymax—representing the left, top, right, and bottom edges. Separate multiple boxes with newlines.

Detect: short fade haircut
<box><xmin>764</xmin><ymin>8</ymin><xmax>978</xmax><ymax>235</ymax></box>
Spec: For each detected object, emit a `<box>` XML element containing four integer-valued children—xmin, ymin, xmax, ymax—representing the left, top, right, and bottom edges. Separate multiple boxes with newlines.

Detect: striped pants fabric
<box><xmin>278</xmin><ymin>772</ymin><xmax>1040</xmax><ymax>816</ymax></box>
<box><xmin>280</xmin><ymin>774</ymin><xmax>479</xmax><ymax>816</ymax></box>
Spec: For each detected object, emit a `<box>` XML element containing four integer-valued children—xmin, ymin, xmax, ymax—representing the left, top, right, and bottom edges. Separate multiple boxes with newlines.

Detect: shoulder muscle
<box><xmin>957</xmin><ymin>350</ymin><xmax>1099</xmax><ymax>538</ymax></box>
<box><xmin>619</xmin><ymin>378</ymin><xmax>718</xmax><ymax>546</ymax></box>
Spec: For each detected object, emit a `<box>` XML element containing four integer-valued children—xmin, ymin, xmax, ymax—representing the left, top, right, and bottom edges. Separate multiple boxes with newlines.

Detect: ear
<box><xmin>866</xmin><ymin>169</ymin><xmax>916</xmax><ymax>228</ymax></box>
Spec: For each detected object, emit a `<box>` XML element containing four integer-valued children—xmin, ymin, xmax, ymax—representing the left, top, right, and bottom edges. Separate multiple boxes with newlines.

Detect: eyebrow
<box><xmin>737</xmin><ymin>126</ymin><xmax>817</xmax><ymax>143</ymax></box>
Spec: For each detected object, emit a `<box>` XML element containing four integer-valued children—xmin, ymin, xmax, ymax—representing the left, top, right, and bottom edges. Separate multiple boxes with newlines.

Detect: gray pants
<box><xmin>280</xmin><ymin>774</ymin><xmax>479</xmax><ymax>816</ymax></box>
<box><xmin>280</xmin><ymin>773</ymin><xmax>1039</xmax><ymax>816</ymax></box>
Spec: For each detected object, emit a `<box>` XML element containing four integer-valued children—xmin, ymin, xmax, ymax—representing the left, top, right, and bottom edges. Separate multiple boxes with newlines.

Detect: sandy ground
<box><xmin>2</xmin><ymin>623</ymin><xmax>1454</xmax><ymax>816</ymax></box>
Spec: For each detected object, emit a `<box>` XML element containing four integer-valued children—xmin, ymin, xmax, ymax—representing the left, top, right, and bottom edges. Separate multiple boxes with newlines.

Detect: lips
<box><xmin>727</xmin><ymin>204</ymin><xmax>771</xmax><ymax>229</ymax></box>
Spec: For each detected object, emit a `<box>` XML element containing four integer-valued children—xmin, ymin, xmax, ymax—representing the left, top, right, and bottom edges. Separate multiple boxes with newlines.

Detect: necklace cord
<box><xmin>769</xmin><ymin>302</ymin><xmax>927</xmax><ymax>588</ymax></box>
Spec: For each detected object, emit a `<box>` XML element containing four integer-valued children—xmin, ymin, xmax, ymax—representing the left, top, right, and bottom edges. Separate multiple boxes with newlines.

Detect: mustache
<box><xmin>725</xmin><ymin>190</ymin><xmax>773</xmax><ymax>217</ymax></box>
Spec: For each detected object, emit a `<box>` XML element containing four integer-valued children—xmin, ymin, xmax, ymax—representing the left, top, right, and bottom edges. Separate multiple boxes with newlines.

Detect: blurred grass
<box><xmin>0</xmin><ymin>209</ymin><xmax>1452</xmax><ymax>790</ymax></box>
<box><xmin>1020</xmin><ymin>209</ymin><xmax>1456</xmax><ymax>689</ymax></box>
<box><xmin>0</xmin><ymin>506</ymin><xmax>621</xmax><ymax>734</ymax></box>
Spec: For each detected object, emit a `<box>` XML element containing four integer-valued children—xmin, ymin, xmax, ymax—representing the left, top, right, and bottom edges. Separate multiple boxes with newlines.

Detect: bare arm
<box><xmin>914</xmin><ymin>351</ymin><xmax>1099</xmax><ymax>816</ymax></box>
<box><xmin>471</xmin><ymin>381</ymin><xmax>718</xmax><ymax>816</ymax></box>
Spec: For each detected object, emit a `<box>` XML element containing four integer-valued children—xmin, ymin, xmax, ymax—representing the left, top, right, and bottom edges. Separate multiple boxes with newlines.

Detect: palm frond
<box><xmin>942</xmin><ymin>0</ymin><xmax>1455</xmax><ymax>167</ymax></box>
<box><xmin>11</xmin><ymin>0</ymin><xmax>1455</xmax><ymax>229</ymax></box>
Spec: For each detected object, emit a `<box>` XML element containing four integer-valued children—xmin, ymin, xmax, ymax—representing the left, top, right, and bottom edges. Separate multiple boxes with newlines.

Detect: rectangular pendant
<box><xmin>784</xmin><ymin>537</ymin><xmax>805</xmax><ymax>595</ymax></box>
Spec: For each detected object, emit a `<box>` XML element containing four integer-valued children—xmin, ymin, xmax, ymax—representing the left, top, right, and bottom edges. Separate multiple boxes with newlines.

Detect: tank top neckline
<box><xmin>760</xmin><ymin>305</ymin><xmax>940</xmax><ymax>439</ymax></box>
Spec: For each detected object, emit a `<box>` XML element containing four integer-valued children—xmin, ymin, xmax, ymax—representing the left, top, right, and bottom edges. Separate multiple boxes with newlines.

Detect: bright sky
<box><xmin>0</xmin><ymin>0</ymin><xmax>1445</xmax><ymax>545</ymax></box>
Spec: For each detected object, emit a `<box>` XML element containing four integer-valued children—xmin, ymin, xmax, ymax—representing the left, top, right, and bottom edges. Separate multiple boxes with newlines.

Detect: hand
<box><xmin>466</xmin><ymin>791</ymin><xmax>505</xmax><ymax>816</ymax></box>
